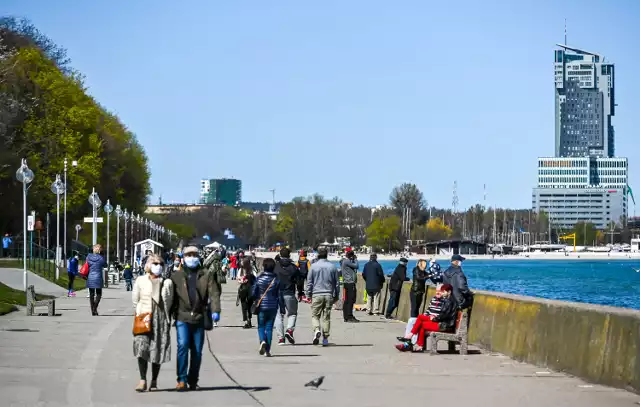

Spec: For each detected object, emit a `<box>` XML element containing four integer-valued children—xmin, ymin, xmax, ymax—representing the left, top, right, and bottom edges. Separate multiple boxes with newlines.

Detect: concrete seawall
<box><xmin>351</xmin><ymin>277</ymin><xmax>640</xmax><ymax>393</ymax></box>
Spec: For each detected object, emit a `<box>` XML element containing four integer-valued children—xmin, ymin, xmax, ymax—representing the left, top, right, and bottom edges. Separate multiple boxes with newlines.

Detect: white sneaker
<box><xmin>259</xmin><ymin>341</ymin><xmax>267</xmax><ymax>355</ymax></box>
<box><xmin>213</xmin><ymin>322</ymin><xmax>218</xmax><ymax>328</ymax></box>
<box><xmin>312</xmin><ymin>330</ymin><xmax>321</xmax><ymax>345</ymax></box>
<box><xmin>86</xmin><ymin>292</ymin><xmax>90</xmax><ymax>298</ymax></box>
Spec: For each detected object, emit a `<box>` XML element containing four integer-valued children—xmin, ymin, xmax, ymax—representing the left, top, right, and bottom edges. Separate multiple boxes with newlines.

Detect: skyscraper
<box><xmin>199</xmin><ymin>178</ymin><xmax>242</xmax><ymax>206</ymax></box>
<box><xmin>554</xmin><ymin>44</ymin><xmax>615</xmax><ymax>158</ymax></box>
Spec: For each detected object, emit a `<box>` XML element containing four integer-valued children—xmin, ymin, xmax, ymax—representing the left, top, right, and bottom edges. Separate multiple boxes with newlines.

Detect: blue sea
<box><xmin>367</xmin><ymin>259</ymin><xmax>640</xmax><ymax>310</ymax></box>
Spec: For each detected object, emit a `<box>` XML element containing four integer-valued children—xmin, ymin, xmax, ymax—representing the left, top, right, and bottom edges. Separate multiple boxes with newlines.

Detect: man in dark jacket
<box><xmin>442</xmin><ymin>254</ymin><xmax>473</xmax><ymax>309</ymax></box>
<box><xmin>340</xmin><ymin>249</ymin><xmax>359</xmax><ymax>322</ymax></box>
<box><xmin>362</xmin><ymin>253</ymin><xmax>385</xmax><ymax>316</ymax></box>
<box><xmin>274</xmin><ymin>248</ymin><xmax>301</xmax><ymax>345</ymax></box>
<box><xmin>385</xmin><ymin>257</ymin><xmax>409</xmax><ymax>319</ymax></box>
<box><xmin>296</xmin><ymin>250</ymin><xmax>311</xmax><ymax>302</ymax></box>
<box><xmin>170</xmin><ymin>246</ymin><xmax>221</xmax><ymax>391</ymax></box>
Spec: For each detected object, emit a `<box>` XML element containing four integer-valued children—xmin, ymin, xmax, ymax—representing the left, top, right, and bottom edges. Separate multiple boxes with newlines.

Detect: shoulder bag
<box><xmin>250</xmin><ymin>278</ymin><xmax>275</xmax><ymax>315</ymax></box>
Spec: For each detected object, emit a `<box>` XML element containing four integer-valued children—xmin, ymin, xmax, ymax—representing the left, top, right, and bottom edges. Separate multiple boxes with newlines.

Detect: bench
<box><xmin>427</xmin><ymin>308</ymin><xmax>470</xmax><ymax>355</ymax></box>
<box><xmin>26</xmin><ymin>285</ymin><xmax>56</xmax><ymax>316</ymax></box>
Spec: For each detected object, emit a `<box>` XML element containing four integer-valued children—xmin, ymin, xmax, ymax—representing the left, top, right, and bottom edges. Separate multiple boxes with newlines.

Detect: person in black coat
<box><xmin>442</xmin><ymin>254</ymin><xmax>473</xmax><ymax>309</ymax></box>
<box><xmin>409</xmin><ymin>259</ymin><xmax>428</xmax><ymax>318</ymax></box>
<box><xmin>362</xmin><ymin>254</ymin><xmax>385</xmax><ymax>315</ymax></box>
<box><xmin>385</xmin><ymin>258</ymin><xmax>409</xmax><ymax>319</ymax></box>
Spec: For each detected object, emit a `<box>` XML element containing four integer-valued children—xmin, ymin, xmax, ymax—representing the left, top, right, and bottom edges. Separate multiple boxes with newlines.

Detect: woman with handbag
<box><xmin>132</xmin><ymin>254</ymin><xmax>174</xmax><ymax>392</ymax></box>
<box><xmin>86</xmin><ymin>244</ymin><xmax>106</xmax><ymax>315</ymax></box>
<box><xmin>238</xmin><ymin>257</ymin><xmax>256</xmax><ymax>329</ymax></box>
<box><xmin>251</xmin><ymin>258</ymin><xmax>280</xmax><ymax>357</ymax></box>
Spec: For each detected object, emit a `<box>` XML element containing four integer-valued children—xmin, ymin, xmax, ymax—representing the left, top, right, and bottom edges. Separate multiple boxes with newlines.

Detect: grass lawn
<box><xmin>0</xmin><ymin>281</ymin><xmax>53</xmax><ymax>315</ymax></box>
<box><xmin>0</xmin><ymin>259</ymin><xmax>86</xmax><ymax>291</ymax></box>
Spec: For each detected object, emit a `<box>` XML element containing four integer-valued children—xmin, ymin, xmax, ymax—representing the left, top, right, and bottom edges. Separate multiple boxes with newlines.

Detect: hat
<box><xmin>183</xmin><ymin>246</ymin><xmax>199</xmax><ymax>255</ymax></box>
<box><xmin>399</xmin><ymin>257</ymin><xmax>408</xmax><ymax>265</ymax></box>
<box><xmin>451</xmin><ymin>254</ymin><xmax>466</xmax><ymax>262</ymax></box>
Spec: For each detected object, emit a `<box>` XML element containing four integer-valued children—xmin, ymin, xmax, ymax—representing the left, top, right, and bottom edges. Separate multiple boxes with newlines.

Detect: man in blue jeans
<box><xmin>170</xmin><ymin>246</ymin><xmax>221</xmax><ymax>391</ymax></box>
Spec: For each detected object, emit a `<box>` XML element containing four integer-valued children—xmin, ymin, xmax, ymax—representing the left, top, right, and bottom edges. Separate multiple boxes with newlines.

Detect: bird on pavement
<box><xmin>304</xmin><ymin>376</ymin><xmax>325</xmax><ymax>389</ymax></box>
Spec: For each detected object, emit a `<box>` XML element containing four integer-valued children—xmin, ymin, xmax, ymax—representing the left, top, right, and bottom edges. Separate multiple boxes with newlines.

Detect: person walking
<box><xmin>274</xmin><ymin>247</ymin><xmax>300</xmax><ymax>345</ymax></box>
<box><xmin>252</xmin><ymin>258</ymin><xmax>280</xmax><ymax>357</ymax></box>
<box><xmin>132</xmin><ymin>254</ymin><xmax>174</xmax><ymax>392</ymax></box>
<box><xmin>67</xmin><ymin>251</ymin><xmax>79</xmax><ymax>297</ymax></box>
<box><xmin>86</xmin><ymin>244</ymin><xmax>106</xmax><ymax>316</ymax></box>
<box><xmin>409</xmin><ymin>259</ymin><xmax>429</xmax><ymax>318</ymax></box>
<box><xmin>442</xmin><ymin>254</ymin><xmax>473</xmax><ymax>309</ymax></box>
<box><xmin>123</xmin><ymin>262</ymin><xmax>134</xmax><ymax>291</ymax></box>
<box><xmin>296</xmin><ymin>250</ymin><xmax>311</xmax><ymax>302</ymax></box>
<box><xmin>362</xmin><ymin>253</ymin><xmax>385</xmax><ymax>316</ymax></box>
<box><xmin>170</xmin><ymin>246</ymin><xmax>221</xmax><ymax>391</ymax></box>
<box><xmin>238</xmin><ymin>257</ymin><xmax>256</xmax><ymax>329</ymax></box>
<box><xmin>229</xmin><ymin>253</ymin><xmax>238</xmax><ymax>280</ymax></box>
<box><xmin>307</xmin><ymin>248</ymin><xmax>340</xmax><ymax>346</ymax></box>
<box><xmin>340</xmin><ymin>248</ymin><xmax>359</xmax><ymax>323</ymax></box>
<box><xmin>385</xmin><ymin>257</ymin><xmax>409</xmax><ymax>319</ymax></box>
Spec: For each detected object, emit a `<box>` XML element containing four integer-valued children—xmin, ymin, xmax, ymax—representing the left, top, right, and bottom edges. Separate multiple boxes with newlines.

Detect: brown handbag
<box><xmin>133</xmin><ymin>313</ymin><xmax>152</xmax><ymax>335</ymax></box>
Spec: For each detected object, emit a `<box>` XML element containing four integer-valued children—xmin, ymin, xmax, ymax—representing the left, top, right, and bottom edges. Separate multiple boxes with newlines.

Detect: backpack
<box><xmin>209</xmin><ymin>258</ymin><xmax>227</xmax><ymax>285</ymax></box>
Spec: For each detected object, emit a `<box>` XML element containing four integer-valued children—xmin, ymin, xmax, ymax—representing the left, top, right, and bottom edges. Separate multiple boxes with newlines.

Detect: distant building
<box><xmin>554</xmin><ymin>44</ymin><xmax>615</xmax><ymax>158</ymax></box>
<box><xmin>200</xmin><ymin>178</ymin><xmax>242</xmax><ymax>206</ymax></box>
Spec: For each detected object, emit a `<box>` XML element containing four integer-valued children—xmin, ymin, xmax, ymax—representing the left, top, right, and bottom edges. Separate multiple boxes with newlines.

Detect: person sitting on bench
<box><xmin>395</xmin><ymin>284</ymin><xmax>457</xmax><ymax>352</ymax></box>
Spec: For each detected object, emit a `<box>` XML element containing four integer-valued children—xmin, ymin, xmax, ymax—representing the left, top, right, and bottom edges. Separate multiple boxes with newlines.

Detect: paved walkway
<box><xmin>0</xmin><ymin>267</ymin><xmax>67</xmax><ymax>297</ymax></box>
<box><xmin>0</xmin><ymin>280</ymin><xmax>638</xmax><ymax>407</ymax></box>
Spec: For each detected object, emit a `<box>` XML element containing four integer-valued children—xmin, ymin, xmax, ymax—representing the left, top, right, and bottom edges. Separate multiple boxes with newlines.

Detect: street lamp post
<box><xmin>115</xmin><ymin>205</ymin><xmax>122</xmax><ymax>262</ymax></box>
<box><xmin>87</xmin><ymin>189</ymin><xmax>101</xmax><ymax>245</ymax></box>
<box><xmin>103</xmin><ymin>200</ymin><xmax>113</xmax><ymax>287</ymax></box>
<box><xmin>50</xmin><ymin>174</ymin><xmax>65</xmax><ymax>277</ymax></box>
<box><xmin>16</xmin><ymin>159</ymin><xmax>34</xmax><ymax>291</ymax></box>
<box><xmin>123</xmin><ymin>209</ymin><xmax>129</xmax><ymax>264</ymax></box>
<box><xmin>130</xmin><ymin>213</ymin><xmax>136</xmax><ymax>267</ymax></box>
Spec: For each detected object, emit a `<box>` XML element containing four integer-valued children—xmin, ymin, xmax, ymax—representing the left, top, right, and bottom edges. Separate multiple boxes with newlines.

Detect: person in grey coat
<box><xmin>307</xmin><ymin>248</ymin><xmax>340</xmax><ymax>346</ymax></box>
<box><xmin>86</xmin><ymin>244</ymin><xmax>106</xmax><ymax>316</ymax></box>
<box><xmin>340</xmin><ymin>249</ymin><xmax>359</xmax><ymax>323</ymax></box>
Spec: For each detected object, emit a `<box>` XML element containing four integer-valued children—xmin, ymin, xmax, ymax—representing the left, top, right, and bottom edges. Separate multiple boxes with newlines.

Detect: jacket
<box><xmin>86</xmin><ymin>253</ymin><xmax>106</xmax><ymax>289</ymax></box>
<box><xmin>132</xmin><ymin>274</ymin><xmax>174</xmax><ymax>317</ymax></box>
<box><xmin>67</xmin><ymin>257</ymin><xmax>79</xmax><ymax>275</ymax></box>
<box><xmin>362</xmin><ymin>260</ymin><xmax>385</xmax><ymax>292</ymax></box>
<box><xmin>432</xmin><ymin>295</ymin><xmax>458</xmax><ymax>332</ymax></box>
<box><xmin>123</xmin><ymin>265</ymin><xmax>133</xmax><ymax>280</ymax></box>
<box><xmin>307</xmin><ymin>259</ymin><xmax>340</xmax><ymax>298</ymax></box>
<box><xmin>411</xmin><ymin>266</ymin><xmax>428</xmax><ymax>293</ymax></box>
<box><xmin>170</xmin><ymin>265</ymin><xmax>221</xmax><ymax>325</ymax></box>
<box><xmin>297</xmin><ymin>257</ymin><xmax>310</xmax><ymax>279</ymax></box>
<box><xmin>252</xmin><ymin>271</ymin><xmax>280</xmax><ymax>311</ymax></box>
<box><xmin>340</xmin><ymin>257</ymin><xmax>359</xmax><ymax>284</ymax></box>
<box><xmin>274</xmin><ymin>257</ymin><xmax>300</xmax><ymax>296</ymax></box>
<box><xmin>442</xmin><ymin>265</ymin><xmax>473</xmax><ymax>309</ymax></box>
<box><xmin>389</xmin><ymin>264</ymin><xmax>408</xmax><ymax>292</ymax></box>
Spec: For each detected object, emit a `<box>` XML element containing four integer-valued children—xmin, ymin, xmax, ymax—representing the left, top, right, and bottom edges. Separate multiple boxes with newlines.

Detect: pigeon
<box><xmin>304</xmin><ymin>376</ymin><xmax>325</xmax><ymax>389</ymax></box>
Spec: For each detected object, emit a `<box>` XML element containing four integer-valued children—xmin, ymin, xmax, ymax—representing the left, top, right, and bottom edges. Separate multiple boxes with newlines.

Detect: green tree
<box><xmin>365</xmin><ymin>216</ymin><xmax>401</xmax><ymax>251</ymax></box>
<box><xmin>389</xmin><ymin>183</ymin><xmax>426</xmax><ymax>222</ymax></box>
<box><xmin>572</xmin><ymin>221</ymin><xmax>598</xmax><ymax>246</ymax></box>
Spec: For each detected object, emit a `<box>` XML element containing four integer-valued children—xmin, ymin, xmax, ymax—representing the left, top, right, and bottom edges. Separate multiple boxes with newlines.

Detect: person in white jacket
<box><xmin>132</xmin><ymin>254</ymin><xmax>174</xmax><ymax>392</ymax></box>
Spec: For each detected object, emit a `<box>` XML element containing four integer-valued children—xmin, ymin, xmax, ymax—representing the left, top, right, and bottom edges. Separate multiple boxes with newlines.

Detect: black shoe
<box><xmin>347</xmin><ymin>317</ymin><xmax>360</xmax><ymax>323</ymax></box>
<box><xmin>243</xmin><ymin>322</ymin><xmax>251</xmax><ymax>329</ymax></box>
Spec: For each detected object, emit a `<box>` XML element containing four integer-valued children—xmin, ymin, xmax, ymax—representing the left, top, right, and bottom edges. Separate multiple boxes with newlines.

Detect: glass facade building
<box><xmin>199</xmin><ymin>178</ymin><xmax>242</xmax><ymax>206</ymax></box>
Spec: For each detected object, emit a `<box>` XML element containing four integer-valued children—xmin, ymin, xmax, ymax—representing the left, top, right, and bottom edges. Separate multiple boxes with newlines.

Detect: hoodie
<box><xmin>389</xmin><ymin>263</ymin><xmax>408</xmax><ymax>292</ymax></box>
<box><xmin>274</xmin><ymin>257</ymin><xmax>300</xmax><ymax>296</ymax></box>
<box><xmin>442</xmin><ymin>265</ymin><xmax>473</xmax><ymax>309</ymax></box>
<box><xmin>340</xmin><ymin>257</ymin><xmax>359</xmax><ymax>284</ymax></box>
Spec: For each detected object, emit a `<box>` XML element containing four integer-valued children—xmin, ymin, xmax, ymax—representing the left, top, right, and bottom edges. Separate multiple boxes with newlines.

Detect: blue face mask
<box><xmin>184</xmin><ymin>256</ymin><xmax>200</xmax><ymax>269</ymax></box>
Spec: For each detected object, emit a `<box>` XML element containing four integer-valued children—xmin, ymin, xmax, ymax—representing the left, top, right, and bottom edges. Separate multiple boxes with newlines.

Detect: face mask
<box><xmin>151</xmin><ymin>264</ymin><xmax>163</xmax><ymax>276</ymax></box>
<box><xmin>184</xmin><ymin>257</ymin><xmax>200</xmax><ymax>268</ymax></box>
<box><xmin>173</xmin><ymin>261</ymin><xmax>180</xmax><ymax>267</ymax></box>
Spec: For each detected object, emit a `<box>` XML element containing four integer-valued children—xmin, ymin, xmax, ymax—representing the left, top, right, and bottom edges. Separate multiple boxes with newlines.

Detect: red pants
<box><xmin>410</xmin><ymin>315</ymin><xmax>441</xmax><ymax>347</ymax></box>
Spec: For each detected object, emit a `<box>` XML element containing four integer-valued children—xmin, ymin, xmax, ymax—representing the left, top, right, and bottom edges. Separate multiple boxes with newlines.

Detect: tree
<box><xmin>572</xmin><ymin>221</ymin><xmax>598</xmax><ymax>246</ymax></box>
<box><xmin>365</xmin><ymin>216</ymin><xmax>401</xmax><ymax>251</ymax></box>
<box><xmin>389</xmin><ymin>183</ymin><xmax>426</xmax><ymax>222</ymax></box>
<box><xmin>425</xmin><ymin>218</ymin><xmax>452</xmax><ymax>241</ymax></box>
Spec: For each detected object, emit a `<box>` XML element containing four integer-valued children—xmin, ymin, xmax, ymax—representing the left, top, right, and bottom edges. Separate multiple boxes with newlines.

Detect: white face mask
<box><xmin>173</xmin><ymin>261</ymin><xmax>180</xmax><ymax>267</ymax></box>
<box><xmin>151</xmin><ymin>264</ymin><xmax>163</xmax><ymax>276</ymax></box>
<box><xmin>184</xmin><ymin>257</ymin><xmax>200</xmax><ymax>269</ymax></box>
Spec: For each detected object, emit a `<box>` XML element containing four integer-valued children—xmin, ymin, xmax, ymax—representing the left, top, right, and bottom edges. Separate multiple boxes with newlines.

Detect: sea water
<box><xmin>361</xmin><ymin>259</ymin><xmax>640</xmax><ymax>310</ymax></box>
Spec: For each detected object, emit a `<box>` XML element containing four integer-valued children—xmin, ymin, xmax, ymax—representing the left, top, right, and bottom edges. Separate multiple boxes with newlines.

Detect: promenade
<box><xmin>0</xmin><ymin>274</ymin><xmax>638</xmax><ymax>407</ymax></box>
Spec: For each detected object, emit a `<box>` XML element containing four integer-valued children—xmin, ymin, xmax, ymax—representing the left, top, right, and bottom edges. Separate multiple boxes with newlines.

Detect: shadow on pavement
<box><xmin>270</xmin><ymin>354</ymin><xmax>320</xmax><ymax>357</ymax></box>
<box><xmin>430</xmin><ymin>349</ymin><xmax>482</xmax><ymax>356</ymax></box>
<box><xmin>155</xmin><ymin>385</ymin><xmax>271</xmax><ymax>392</ymax></box>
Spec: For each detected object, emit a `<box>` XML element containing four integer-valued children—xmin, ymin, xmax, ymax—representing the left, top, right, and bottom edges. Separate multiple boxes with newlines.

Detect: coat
<box><xmin>252</xmin><ymin>271</ymin><xmax>280</xmax><ymax>311</ymax></box>
<box><xmin>442</xmin><ymin>265</ymin><xmax>473</xmax><ymax>309</ymax></box>
<box><xmin>362</xmin><ymin>260</ymin><xmax>385</xmax><ymax>292</ymax></box>
<box><xmin>274</xmin><ymin>257</ymin><xmax>300</xmax><ymax>296</ymax></box>
<box><xmin>170</xmin><ymin>266</ymin><xmax>221</xmax><ymax>325</ymax></box>
<box><xmin>86</xmin><ymin>253</ymin><xmax>106</xmax><ymax>289</ymax></box>
<box><xmin>132</xmin><ymin>274</ymin><xmax>174</xmax><ymax>317</ymax></box>
<box><xmin>389</xmin><ymin>264</ymin><xmax>408</xmax><ymax>292</ymax></box>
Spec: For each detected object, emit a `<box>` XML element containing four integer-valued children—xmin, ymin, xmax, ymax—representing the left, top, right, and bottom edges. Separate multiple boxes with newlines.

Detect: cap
<box><xmin>451</xmin><ymin>254</ymin><xmax>466</xmax><ymax>262</ymax></box>
<box><xmin>183</xmin><ymin>246</ymin><xmax>199</xmax><ymax>255</ymax></box>
<box><xmin>399</xmin><ymin>257</ymin><xmax>408</xmax><ymax>264</ymax></box>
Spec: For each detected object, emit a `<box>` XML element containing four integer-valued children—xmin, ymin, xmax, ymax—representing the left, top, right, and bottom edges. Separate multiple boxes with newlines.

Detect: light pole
<box><xmin>16</xmin><ymin>159</ymin><xmax>34</xmax><ymax>291</ymax></box>
<box><xmin>104</xmin><ymin>200</ymin><xmax>113</xmax><ymax>265</ymax></box>
<box><xmin>130</xmin><ymin>213</ymin><xmax>136</xmax><ymax>266</ymax></box>
<box><xmin>115</xmin><ymin>205</ymin><xmax>122</xmax><ymax>262</ymax></box>
<box><xmin>50</xmin><ymin>174</ymin><xmax>65</xmax><ymax>276</ymax></box>
<box><xmin>75</xmin><ymin>224</ymin><xmax>81</xmax><ymax>241</ymax></box>
<box><xmin>123</xmin><ymin>209</ymin><xmax>129</xmax><ymax>264</ymax></box>
<box><xmin>87</xmin><ymin>188</ymin><xmax>101</xmax><ymax>245</ymax></box>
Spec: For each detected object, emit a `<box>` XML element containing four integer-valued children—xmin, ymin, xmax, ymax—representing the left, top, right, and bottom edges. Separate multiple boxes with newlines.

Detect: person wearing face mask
<box><xmin>164</xmin><ymin>254</ymin><xmax>181</xmax><ymax>279</ymax></box>
<box><xmin>132</xmin><ymin>254</ymin><xmax>174</xmax><ymax>392</ymax></box>
<box><xmin>170</xmin><ymin>246</ymin><xmax>221</xmax><ymax>391</ymax></box>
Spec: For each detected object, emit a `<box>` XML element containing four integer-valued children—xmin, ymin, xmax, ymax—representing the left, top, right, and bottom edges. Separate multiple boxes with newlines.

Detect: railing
<box><xmin>2</xmin><ymin>242</ymin><xmax>59</xmax><ymax>281</ymax></box>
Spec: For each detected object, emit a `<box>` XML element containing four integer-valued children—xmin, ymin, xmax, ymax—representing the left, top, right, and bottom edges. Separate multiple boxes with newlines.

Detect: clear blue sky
<box><xmin>4</xmin><ymin>0</ymin><xmax>640</xmax><ymax>210</ymax></box>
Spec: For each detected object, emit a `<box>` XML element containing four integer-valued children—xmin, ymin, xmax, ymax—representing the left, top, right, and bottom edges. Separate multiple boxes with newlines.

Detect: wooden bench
<box><xmin>427</xmin><ymin>308</ymin><xmax>470</xmax><ymax>355</ymax></box>
<box><xmin>26</xmin><ymin>285</ymin><xmax>56</xmax><ymax>316</ymax></box>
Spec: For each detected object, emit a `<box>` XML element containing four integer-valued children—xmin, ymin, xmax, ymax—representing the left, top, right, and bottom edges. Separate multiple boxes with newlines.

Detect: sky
<box><xmin>3</xmin><ymin>0</ymin><xmax>640</xmax><ymax>210</ymax></box>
